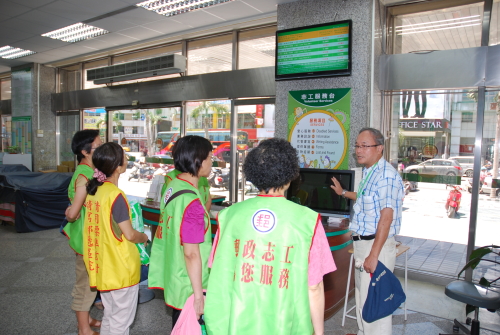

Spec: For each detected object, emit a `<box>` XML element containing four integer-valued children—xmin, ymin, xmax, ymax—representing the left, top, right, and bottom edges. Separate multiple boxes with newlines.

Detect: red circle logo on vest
<box><xmin>252</xmin><ymin>209</ymin><xmax>276</xmax><ymax>234</ymax></box>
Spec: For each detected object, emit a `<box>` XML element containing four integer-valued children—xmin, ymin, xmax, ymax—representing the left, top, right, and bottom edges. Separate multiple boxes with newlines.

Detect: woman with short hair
<box><xmin>205</xmin><ymin>138</ymin><xmax>336</xmax><ymax>335</ymax></box>
<box><xmin>149</xmin><ymin>135</ymin><xmax>213</xmax><ymax>328</ymax></box>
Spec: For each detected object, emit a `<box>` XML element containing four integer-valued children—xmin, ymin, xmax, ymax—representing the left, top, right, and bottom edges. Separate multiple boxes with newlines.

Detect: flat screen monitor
<box><xmin>275</xmin><ymin>20</ymin><xmax>352</xmax><ymax>81</ymax></box>
<box><xmin>286</xmin><ymin>168</ymin><xmax>355</xmax><ymax>217</ymax></box>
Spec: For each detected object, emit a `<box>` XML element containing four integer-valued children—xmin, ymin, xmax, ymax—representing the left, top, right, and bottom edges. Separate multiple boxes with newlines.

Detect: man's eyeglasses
<box><xmin>354</xmin><ymin>144</ymin><xmax>381</xmax><ymax>150</ymax></box>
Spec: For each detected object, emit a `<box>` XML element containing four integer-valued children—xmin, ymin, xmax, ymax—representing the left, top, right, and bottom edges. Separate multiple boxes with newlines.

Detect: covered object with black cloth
<box><xmin>0</xmin><ymin>171</ymin><xmax>72</xmax><ymax>233</ymax></box>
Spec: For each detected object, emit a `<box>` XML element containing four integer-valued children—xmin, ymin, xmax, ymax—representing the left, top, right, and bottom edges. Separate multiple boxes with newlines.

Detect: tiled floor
<box><xmin>0</xmin><ymin>223</ymin><xmax>498</xmax><ymax>335</ymax></box>
<box><xmin>395</xmin><ymin>235</ymin><xmax>500</xmax><ymax>284</ymax></box>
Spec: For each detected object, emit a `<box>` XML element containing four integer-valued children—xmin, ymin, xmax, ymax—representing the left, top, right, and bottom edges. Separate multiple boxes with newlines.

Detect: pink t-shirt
<box><xmin>181</xmin><ymin>199</ymin><xmax>205</xmax><ymax>244</ymax></box>
<box><xmin>209</xmin><ymin>217</ymin><xmax>336</xmax><ymax>286</ymax></box>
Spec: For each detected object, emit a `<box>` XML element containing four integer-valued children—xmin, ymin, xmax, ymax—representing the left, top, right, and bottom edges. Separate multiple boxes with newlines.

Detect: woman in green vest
<box><xmin>64</xmin><ymin>129</ymin><xmax>102</xmax><ymax>335</ymax></box>
<box><xmin>205</xmin><ymin>138</ymin><xmax>336</xmax><ymax>335</ymax></box>
<box><xmin>149</xmin><ymin>135</ymin><xmax>213</xmax><ymax>329</ymax></box>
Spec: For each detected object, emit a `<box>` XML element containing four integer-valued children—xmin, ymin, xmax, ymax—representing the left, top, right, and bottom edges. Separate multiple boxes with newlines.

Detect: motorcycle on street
<box><xmin>445</xmin><ymin>184</ymin><xmax>462</xmax><ymax>218</ymax></box>
<box><xmin>208</xmin><ymin>167</ymin><xmax>230</xmax><ymax>189</ymax></box>
<box><xmin>128</xmin><ymin>162</ymin><xmax>154</xmax><ymax>182</ymax></box>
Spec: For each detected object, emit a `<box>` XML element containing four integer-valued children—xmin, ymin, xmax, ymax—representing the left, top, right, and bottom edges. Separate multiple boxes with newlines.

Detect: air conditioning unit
<box><xmin>87</xmin><ymin>54</ymin><xmax>186</xmax><ymax>85</ymax></box>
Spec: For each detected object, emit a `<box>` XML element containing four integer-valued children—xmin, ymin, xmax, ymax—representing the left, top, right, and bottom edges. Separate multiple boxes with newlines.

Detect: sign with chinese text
<box><xmin>288</xmin><ymin>88</ymin><xmax>351</xmax><ymax>170</ymax></box>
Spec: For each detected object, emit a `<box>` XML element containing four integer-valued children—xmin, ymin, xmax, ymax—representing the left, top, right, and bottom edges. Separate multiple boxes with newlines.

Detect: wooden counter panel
<box><xmin>323</xmin><ymin>226</ymin><xmax>354</xmax><ymax>320</ymax></box>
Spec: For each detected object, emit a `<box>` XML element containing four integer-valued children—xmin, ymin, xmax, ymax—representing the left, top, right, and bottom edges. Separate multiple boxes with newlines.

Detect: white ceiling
<box><xmin>0</xmin><ymin>0</ymin><xmax>299</xmax><ymax>74</ymax></box>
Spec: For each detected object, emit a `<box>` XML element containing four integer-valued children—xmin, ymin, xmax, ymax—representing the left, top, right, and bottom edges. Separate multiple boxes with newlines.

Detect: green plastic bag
<box><xmin>130</xmin><ymin>200</ymin><xmax>150</xmax><ymax>265</ymax></box>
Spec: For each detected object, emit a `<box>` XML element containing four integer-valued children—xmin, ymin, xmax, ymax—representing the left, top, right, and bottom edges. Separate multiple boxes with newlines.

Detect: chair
<box><xmin>342</xmin><ymin>244</ymin><xmax>410</xmax><ymax>326</ymax></box>
<box><xmin>439</xmin><ymin>281</ymin><xmax>500</xmax><ymax>335</ymax></box>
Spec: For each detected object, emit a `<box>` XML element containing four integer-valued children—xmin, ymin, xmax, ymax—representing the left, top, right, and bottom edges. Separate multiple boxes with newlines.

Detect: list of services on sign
<box><xmin>288</xmin><ymin>88</ymin><xmax>351</xmax><ymax>170</ymax></box>
<box><xmin>277</xmin><ymin>22</ymin><xmax>350</xmax><ymax>75</ymax></box>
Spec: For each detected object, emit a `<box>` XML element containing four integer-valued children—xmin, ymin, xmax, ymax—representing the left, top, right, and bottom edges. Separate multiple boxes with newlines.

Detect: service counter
<box><xmin>140</xmin><ymin>199</ymin><xmax>354</xmax><ymax>319</ymax></box>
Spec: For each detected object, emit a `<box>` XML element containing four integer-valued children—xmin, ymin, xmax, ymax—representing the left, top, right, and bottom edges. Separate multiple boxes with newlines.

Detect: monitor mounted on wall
<box><xmin>286</xmin><ymin>168</ymin><xmax>355</xmax><ymax>218</ymax></box>
<box><xmin>275</xmin><ymin>20</ymin><xmax>352</xmax><ymax>81</ymax></box>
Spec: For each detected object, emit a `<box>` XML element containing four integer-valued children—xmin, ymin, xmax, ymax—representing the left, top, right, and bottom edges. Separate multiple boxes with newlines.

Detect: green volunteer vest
<box><xmin>205</xmin><ymin>196</ymin><xmax>319</xmax><ymax>335</ymax></box>
<box><xmin>64</xmin><ymin>163</ymin><xmax>93</xmax><ymax>255</ymax></box>
<box><xmin>162</xmin><ymin>169</ymin><xmax>210</xmax><ymax>205</ymax></box>
<box><xmin>149</xmin><ymin>177</ymin><xmax>212</xmax><ymax>309</ymax></box>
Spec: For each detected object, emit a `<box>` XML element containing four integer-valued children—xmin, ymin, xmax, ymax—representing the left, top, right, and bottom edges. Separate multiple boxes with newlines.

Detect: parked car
<box><xmin>403</xmin><ymin>159</ymin><xmax>462</xmax><ymax>176</ymax></box>
<box><xmin>481</xmin><ymin>175</ymin><xmax>500</xmax><ymax>197</ymax></box>
<box><xmin>449</xmin><ymin>156</ymin><xmax>474</xmax><ymax>177</ymax></box>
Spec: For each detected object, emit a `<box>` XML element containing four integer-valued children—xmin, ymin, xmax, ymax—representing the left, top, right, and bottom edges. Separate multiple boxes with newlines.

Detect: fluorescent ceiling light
<box><xmin>396</xmin><ymin>15</ymin><xmax>482</xmax><ymax>35</ymax></box>
<box><xmin>42</xmin><ymin>23</ymin><xmax>109</xmax><ymax>43</ymax></box>
<box><xmin>137</xmin><ymin>0</ymin><xmax>234</xmax><ymax>17</ymax></box>
<box><xmin>397</xmin><ymin>22</ymin><xmax>480</xmax><ymax>35</ymax></box>
<box><xmin>0</xmin><ymin>46</ymin><xmax>36</xmax><ymax>59</ymax></box>
<box><xmin>396</xmin><ymin>15</ymin><xmax>480</xmax><ymax>29</ymax></box>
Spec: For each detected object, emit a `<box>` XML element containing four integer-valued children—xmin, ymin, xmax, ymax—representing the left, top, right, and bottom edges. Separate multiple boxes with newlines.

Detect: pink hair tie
<box><xmin>93</xmin><ymin>169</ymin><xmax>107</xmax><ymax>183</ymax></box>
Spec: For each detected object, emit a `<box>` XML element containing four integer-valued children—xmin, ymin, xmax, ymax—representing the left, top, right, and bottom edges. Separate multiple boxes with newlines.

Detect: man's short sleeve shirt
<box><xmin>350</xmin><ymin>158</ymin><xmax>404</xmax><ymax>237</ymax></box>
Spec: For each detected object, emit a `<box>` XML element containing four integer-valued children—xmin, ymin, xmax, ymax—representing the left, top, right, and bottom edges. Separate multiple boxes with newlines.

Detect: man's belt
<box><xmin>351</xmin><ymin>234</ymin><xmax>376</xmax><ymax>241</ymax></box>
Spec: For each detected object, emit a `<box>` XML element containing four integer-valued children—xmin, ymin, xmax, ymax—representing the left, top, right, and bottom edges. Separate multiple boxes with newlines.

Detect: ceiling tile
<box><xmin>38</xmin><ymin>0</ymin><xmax>102</xmax><ymax>22</ymax></box>
<box><xmin>141</xmin><ymin>17</ymin><xmax>192</xmax><ymax>34</ymax></box>
<box><xmin>159</xmin><ymin>10</ymin><xmax>222</xmax><ymax>28</ymax></box>
<box><xmin>30</xmin><ymin>36</ymin><xmax>70</xmax><ymax>48</ymax></box>
<box><xmin>44</xmin><ymin>48</ymin><xmax>79</xmax><ymax>58</ymax></box>
<box><xmin>240</xmin><ymin>0</ymin><xmax>280</xmax><ymax>13</ymax></box>
<box><xmin>117</xmin><ymin>26</ymin><xmax>163</xmax><ymax>40</ymax></box>
<box><xmin>0</xmin><ymin>17</ymin><xmax>54</xmax><ymax>34</ymax></box>
<box><xmin>204</xmin><ymin>1</ymin><xmax>261</xmax><ymax>21</ymax></box>
<box><xmin>8</xmin><ymin>0</ymin><xmax>54</xmax><ymax>8</ymax></box>
<box><xmin>9</xmin><ymin>38</ymin><xmax>57</xmax><ymax>52</ymax></box>
<box><xmin>63</xmin><ymin>0</ymin><xmax>132</xmax><ymax>14</ymax></box>
<box><xmin>0</xmin><ymin>25</ymin><xmax>33</xmax><ymax>42</ymax></box>
<box><xmin>93</xmin><ymin>32</ymin><xmax>139</xmax><ymax>45</ymax></box>
<box><xmin>73</xmin><ymin>37</ymin><xmax>111</xmax><ymax>49</ymax></box>
<box><xmin>1</xmin><ymin>0</ymin><xmax>32</xmax><ymax>17</ymax></box>
<box><xmin>112</xmin><ymin>7</ymin><xmax>166</xmax><ymax>26</ymax></box>
<box><xmin>17</xmin><ymin>9</ymin><xmax>76</xmax><ymax>30</ymax></box>
<box><xmin>90</xmin><ymin>16</ymin><xmax>137</xmax><ymax>32</ymax></box>
<box><xmin>21</xmin><ymin>53</ymin><xmax>63</xmax><ymax>63</ymax></box>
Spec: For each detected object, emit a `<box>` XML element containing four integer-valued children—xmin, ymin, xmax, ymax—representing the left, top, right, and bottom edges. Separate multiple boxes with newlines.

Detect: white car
<box><xmin>481</xmin><ymin>175</ymin><xmax>500</xmax><ymax>197</ymax></box>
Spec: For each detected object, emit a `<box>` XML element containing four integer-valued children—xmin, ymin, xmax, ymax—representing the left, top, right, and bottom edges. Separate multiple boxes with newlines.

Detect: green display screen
<box><xmin>276</xmin><ymin>20</ymin><xmax>351</xmax><ymax>80</ymax></box>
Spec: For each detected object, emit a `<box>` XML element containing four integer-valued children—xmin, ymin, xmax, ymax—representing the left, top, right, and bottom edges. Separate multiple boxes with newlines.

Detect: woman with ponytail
<box><xmin>83</xmin><ymin>142</ymin><xmax>148</xmax><ymax>334</ymax></box>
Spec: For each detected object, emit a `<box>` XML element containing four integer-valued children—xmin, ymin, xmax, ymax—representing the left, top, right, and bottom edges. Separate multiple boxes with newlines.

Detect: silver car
<box><xmin>449</xmin><ymin>156</ymin><xmax>474</xmax><ymax>177</ymax></box>
<box><xmin>403</xmin><ymin>159</ymin><xmax>463</xmax><ymax>176</ymax></box>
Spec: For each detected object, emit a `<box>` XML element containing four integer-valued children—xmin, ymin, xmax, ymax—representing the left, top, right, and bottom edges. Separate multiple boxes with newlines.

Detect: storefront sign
<box><xmin>288</xmin><ymin>88</ymin><xmax>351</xmax><ymax>170</ymax></box>
<box><xmin>399</xmin><ymin>119</ymin><xmax>450</xmax><ymax>131</ymax></box>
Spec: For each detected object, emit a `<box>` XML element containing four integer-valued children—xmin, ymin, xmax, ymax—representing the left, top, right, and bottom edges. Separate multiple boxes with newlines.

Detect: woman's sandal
<box><xmin>89</xmin><ymin>318</ymin><xmax>102</xmax><ymax>328</ymax></box>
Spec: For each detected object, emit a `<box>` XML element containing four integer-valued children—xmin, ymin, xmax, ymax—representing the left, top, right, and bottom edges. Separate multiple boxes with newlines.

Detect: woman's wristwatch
<box><xmin>341</xmin><ymin>189</ymin><xmax>347</xmax><ymax>198</ymax></box>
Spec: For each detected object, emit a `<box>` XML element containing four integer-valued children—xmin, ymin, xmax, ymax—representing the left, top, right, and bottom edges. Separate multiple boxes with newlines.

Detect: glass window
<box><xmin>489</xmin><ymin>0</ymin><xmax>500</xmax><ymax>46</ymax></box>
<box><xmin>237</xmin><ymin>103</ymin><xmax>275</xmax><ymax>200</ymax></box>
<box><xmin>187</xmin><ymin>34</ymin><xmax>232</xmax><ymax>75</ymax></box>
<box><xmin>58</xmin><ymin>113</ymin><xmax>79</xmax><ymax>164</ymax></box>
<box><xmin>238</xmin><ymin>26</ymin><xmax>276</xmax><ymax>70</ymax></box>
<box><xmin>59</xmin><ymin>64</ymin><xmax>81</xmax><ymax>92</ymax></box>
<box><xmin>1</xmin><ymin>78</ymin><xmax>11</xmax><ymax>100</ymax></box>
<box><xmin>389</xmin><ymin>89</ymin><xmax>500</xmax><ymax>279</ymax></box>
<box><xmin>388</xmin><ymin>2</ymin><xmax>484</xmax><ymax>54</ymax></box>
<box><xmin>84</xmin><ymin>58</ymin><xmax>109</xmax><ymax>89</ymax></box>
<box><xmin>83</xmin><ymin>108</ymin><xmax>107</xmax><ymax>143</ymax></box>
<box><xmin>1</xmin><ymin>115</ymin><xmax>11</xmax><ymax>152</ymax></box>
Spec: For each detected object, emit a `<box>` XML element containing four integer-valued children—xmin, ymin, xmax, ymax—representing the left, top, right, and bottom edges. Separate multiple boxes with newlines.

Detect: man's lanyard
<box><xmin>357</xmin><ymin>162</ymin><xmax>378</xmax><ymax>199</ymax></box>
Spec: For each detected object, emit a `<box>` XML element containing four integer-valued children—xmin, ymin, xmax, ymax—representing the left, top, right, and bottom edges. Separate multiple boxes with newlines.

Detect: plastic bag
<box><xmin>130</xmin><ymin>200</ymin><xmax>150</xmax><ymax>265</ymax></box>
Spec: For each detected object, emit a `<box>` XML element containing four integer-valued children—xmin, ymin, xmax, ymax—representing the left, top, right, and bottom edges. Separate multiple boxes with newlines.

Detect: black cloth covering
<box><xmin>0</xmin><ymin>170</ymin><xmax>72</xmax><ymax>233</ymax></box>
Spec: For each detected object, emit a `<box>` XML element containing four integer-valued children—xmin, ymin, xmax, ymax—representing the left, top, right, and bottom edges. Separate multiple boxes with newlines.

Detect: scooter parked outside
<box><xmin>128</xmin><ymin>162</ymin><xmax>154</xmax><ymax>182</ymax></box>
<box><xmin>445</xmin><ymin>184</ymin><xmax>462</xmax><ymax>218</ymax></box>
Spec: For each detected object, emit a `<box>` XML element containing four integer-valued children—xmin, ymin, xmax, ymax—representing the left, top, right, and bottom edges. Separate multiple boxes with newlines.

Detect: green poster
<box><xmin>287</xmin><ymin>88</ymin><xmax>351</xmax><ymax>170</ymax></box>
